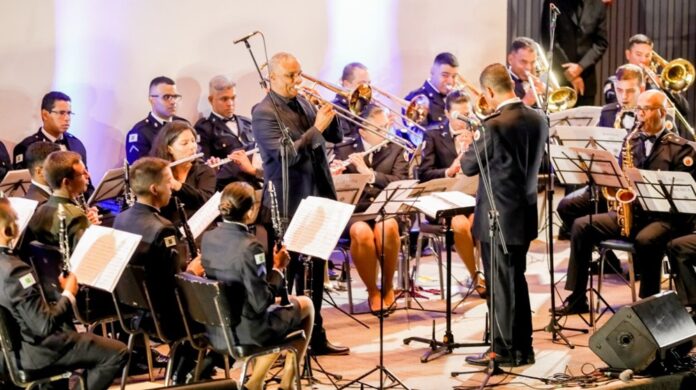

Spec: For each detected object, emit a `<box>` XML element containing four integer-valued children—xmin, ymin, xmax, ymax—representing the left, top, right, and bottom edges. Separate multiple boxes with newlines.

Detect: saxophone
<box><xmin>614</xmin><ymin>126</ymin><xmax>640</xmax><ymax>237</ymax></box>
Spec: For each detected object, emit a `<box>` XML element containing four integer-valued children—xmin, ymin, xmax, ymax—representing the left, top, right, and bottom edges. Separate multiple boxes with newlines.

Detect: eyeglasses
<box><xmin>49</xmin><ymin>110</ymin><xmax>75</xmax><ymax>117</ymax></box>
<box><xmin>150</xmin><ymin>94</ymin><xmax>182</xmax><ymax>102</ymax></box>
<box><xmin>636</xmin><ymin>105</ymin><xmax>661</xmax><ymax>113</ymax></box>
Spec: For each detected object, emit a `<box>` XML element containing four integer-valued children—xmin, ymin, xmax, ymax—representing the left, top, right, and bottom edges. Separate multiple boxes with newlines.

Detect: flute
<box><xmin>335</xmin><ymin>139</ymin><xmax>390</xmax><ymax>169</ymax></box>
<box><xmin>169</xmin><ymin>152</ymin><xmax>205</xmax><ymax>168</ymax></box>
<box><xmin>208</xmin><ymin>148</ymin><xmax>259</xmax><ymax>168</ymax></box>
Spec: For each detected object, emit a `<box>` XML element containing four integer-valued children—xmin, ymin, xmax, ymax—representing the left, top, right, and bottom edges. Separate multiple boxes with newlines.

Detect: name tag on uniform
<box><xmin>164</xmin><ymin>235</ymin><xmax>177</xmax><ymax>248</ymax></box>
<box><xmin>254</xmin><ymin>253</ymin><xmax>265</xmax><ymax>265</ymax></box>
<box><xmin>129</xmin><ymin>133</ymin><xmax>138</xmax><ymax>143</ymax></box>
<box><xmin>16</xmin><ymin>154</ymin><xmax>23</xmax><ymax>163</ymax></box>
<box><xmin>19</xmin><ymin>273</ymin><xmax>36</xmax><ymax>289</ymax></box>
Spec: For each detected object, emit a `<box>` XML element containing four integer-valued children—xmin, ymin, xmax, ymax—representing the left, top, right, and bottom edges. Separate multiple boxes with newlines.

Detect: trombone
<box><xmin>452</xmin><ymin>73</ymin><xmax>494</xmax><ymax>119</ymax></box>
<box><xmin>529</xmin><ymin>40</ymin><xmax>578</xmax><ymax>112</ymax></box>
<box><xmin>641</xmin><ymin>61</ymin><xmax>695</xmax><ymax>138</ymax></box>
<box><xmin>368</xmin><ymin>85</ymin><xmax>430</xmax><ymax>134</ymax></box>
<box><xmin>649</xmin><ymin>51</ymin><xmax>695</xmax><ymax>93</ymax></box>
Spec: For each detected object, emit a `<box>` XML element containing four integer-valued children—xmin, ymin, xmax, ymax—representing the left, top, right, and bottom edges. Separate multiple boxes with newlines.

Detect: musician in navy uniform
<box><xmin>113</xmin><ymin>157</ymin><xmax>205</xmax><ymax>384</ymax></box>
<box><xmin>462</xmin><ymin>64</ymin><xmax>548</xmax><ymax>367</ymax></box>
<box><xmin>557</xmin><ymin>90</ymin><xmax>696</xmax><ymax>316</ymax></box>
<box><xmin>252</xmin><ymin>52</ymin><xmax>348</xmax><ymax>355</ymax></box>
<box><xmin>150</xmin><ymin>121</ymin><xmax>216</xmax><ymax>227</ymax></box>
<box><xmin>23</xmin><ymin>142</ymin><xmax>60</xmax><ymax>206</ymax></box>
<box><xmin>507</xmin><ymin>37</ymin><xmax>545</xmax><ymax>107</ymax></box>
<box><xmin>419</xmin><ymin>90</ymin><xmax>486</xmax><ymax>298</ymax></box>
<box><xmin>13</xmin><ymin>92</ymin><xmax>88</xmax><ymax>173</ymax></box>
<box><xmin>125</xmin><ymin>76</ymin><xmax>188</xmax><ymax>164</ymax></box>
<box><xmin>332</xmin><ymin>62</ymin><xmax>371</xmax><ymax>139</ymax></box>
<box><xmin>332</xmin><ymin>104</ymin><xmax>408</xmax><ymax>314</ymax></box>
<box><xmin>0</xmin><ymin>142</ymin><xmax>9</xmax><ymax>181</ymax></box>
<box><xmin>195</xmin><ymin>75</ymin><xmax>262</xmax><ymax>191</ymax></box>
<box><xmin>667</xmin><ymin>232</ymin><xmax>696</xmax><ymax>312</ymax></box>
<box><xmin>202</xmin><ymin>182</ymin><xmax>314</xmax><ymax>390</ymax></box>
<box><xmin>0</xmin><ymin>198</ymin><xmax>128</xmax><ymax>390</ymax></box>
<box><xmin>405</xmin><ymin>52</ymin><xmax>459</xmax><ymax>130</ymax></box>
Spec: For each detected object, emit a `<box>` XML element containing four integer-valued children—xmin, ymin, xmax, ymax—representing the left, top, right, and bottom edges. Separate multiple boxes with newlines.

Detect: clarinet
<box><xmin>57</xmin><ymin>204</ymin><xmax>71</xmax><ymax>276</ymax></box>
<box><xmin>174</xmin><ymin>196</ymin><xmax>198</xmax><ymax>262</ymax></box>
<box><xmin>268</xmin><ymin>181</ymin><xmax>291</xmax><ymax>306</ymax></box>
<box><xmin>123</xmin><ymin>159</ymin><xmax>135</xmax><ymax>208</ymax></box>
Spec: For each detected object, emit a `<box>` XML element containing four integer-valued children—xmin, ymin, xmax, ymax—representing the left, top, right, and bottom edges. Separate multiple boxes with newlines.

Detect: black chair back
<box><xmin>0</xmin><ymin>305</ymin><xmax>24</xmax><ymax>384</ymax></box>
<box><xmin>114</xmin><ymin>264</ymin><xmax>150</xmax><ymax>310</ymax></box>
<box><xmin>26</xmin><ymin>241</ymin><xmax>62</xmax><ymax>304</ymax></box>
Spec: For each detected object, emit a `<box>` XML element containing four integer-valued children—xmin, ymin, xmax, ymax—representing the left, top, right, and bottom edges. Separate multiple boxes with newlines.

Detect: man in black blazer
<box><xmin>0</xmin><ymin>198</ymin><xmax>128</xmax><ymax>390</ymax></box>
<box><xmin>125</xmin><ymin>76</ymin><xmax>188</xmax><ymax>164</ymax></box>
<box><xmin>462</xmin><ymin>63</ymin><xmax>548</xmax><ymax>367</ymax></box>
<box><xmin>0</xmin><ymin>142</ymin><xmax>9</xmax><ymax>181</ymax></box>
<box><xmin>23</xmin><ymin>142</ymin><xmax>60</xmax><ymax>206</ymax></box>
<box><xmin>195</xmin><ymin>75</ymin><xmax>262</xmax><ymax>191</ymax></box>
<box><xmin>252</xmin><ymin>51</ymin><xmax>347</xmax><ymax>355</ymax></box>
<box><xmin>558</xmin><ymin>90</ymin><xmax>696</xmax><ymax>315</ymax></box>
<box><xmin>13</xmin><ymin>92</ymin><xmax>89</xmax><ymax>175</ymax></box>
<box><xmin>542</xmin><ymin>0</ymin><xmax>608</xmax><ymax>106</ymax></box>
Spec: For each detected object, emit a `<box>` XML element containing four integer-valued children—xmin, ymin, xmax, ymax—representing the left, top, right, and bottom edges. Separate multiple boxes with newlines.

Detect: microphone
<box><xmin>603</xmin><ymin>369</ymin><xmax>634</xmax><ymax>382</ymax></box>
<box><xmin>233</xmin><ymin>31</ymin><xmax>260</xmax><ymax>44</ymax></box>
<box><xmin>450</xmin><ymin>111</ymin><xmax>482</xmax><ymax>129</ymax></box>
<box><xmin>549</xmin><ymin>2</ymin><xmax>561</xmax><ymax>15</ymax></box>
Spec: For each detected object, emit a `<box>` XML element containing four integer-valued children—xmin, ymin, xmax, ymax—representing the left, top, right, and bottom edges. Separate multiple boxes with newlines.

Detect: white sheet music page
<box><xmin>627</xmin><ymin>168</ymin><xmax>696</xmax><ymax>214</ymax></box>
<box><xmin>183</xmin><ymin>191</ymin><xmax>222</xmax><ymax>239</ymax></box>
<box><xmin>284</xmin><ymin>196</ymin><xmax>355</xmax><ymax>260</ymax></box>
<box><xmin>556</xmin><ymin>126</ymin><xmax>626</xmax><ymax>157</ymax></box>
<box><xmin>411</xmin><ymin>191</ymin><xmax>476</xmax><ymax>219</ymax></box>
<box><xmin>548</xmin><ymin>145</ymin><xmax>588</xmax><ymax>185</ymax></box>
<box><xmin>362</xmin><ymin>179</ymin><xmax>419</xmax><ymax>215</ymax></box>
<box><xmin>69</xmin><ymin>225</ymin><xmax>142</xmax><ymax>292</ymax></box>
<box><xmin>8</xmin><ymin>197</ymin><xmax>38</xmax><ymax>248</ymax></box>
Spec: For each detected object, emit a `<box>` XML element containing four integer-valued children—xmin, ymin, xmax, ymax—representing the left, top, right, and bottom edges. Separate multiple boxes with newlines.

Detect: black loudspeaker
<box><xmin>589</xmin><ymin>291</ymin><xmax>696</xmax><ymax>372</ymax></box>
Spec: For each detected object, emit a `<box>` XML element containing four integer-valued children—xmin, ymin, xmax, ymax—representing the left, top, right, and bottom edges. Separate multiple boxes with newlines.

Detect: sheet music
<box><xmin>284</xmin><ymin>196</ymin><xmax>355</xmax><ymax>260</ymax></box>
<box><xmin>183</xmin><ymin>191</ymin><xmax>222</xmax><ymax>239</ymax></box>
<box><xmin>555</xmin><ymin>126</ymin><xmax>626</xmax><ymax>157</ymax></box>
<box><xmin>549</xmin><ymin>145</ymin><xmax>588</xmax><ymax>185</ymax></box>
<box><xmin>69</xmin><ymin>225</ymin><xmax>142</xmax><ymax>292</ymax></box>
<box><xmin>8</xmin><ymin>197</ymin><xmax>38</xmax><ymax>248</ymax></box>
<box><xmin>410</xmin><ymin>191</ymin><xmax>476</xmax><ymax>219</ymax></box>
<box><xmin>87</xmin><ymin>167</ymin><xmax>126</xmax><ymax>205</ymax></box>
<box><xmin>361</xmin><ymin>179</ymin><xmax>418</xmax><ymax>215</ymax></box>
<box><xmin>572</xmin><ymin>147</ymin><xmax>630</xmax><ymax>188</ymax></box>
<box><xmin>333</xmin><ymin>174</ymin><xmax>371</xmax><ymax>205</ymax></box>
<box><xmin>0</xmin><ymin>169</ymin><xmax>32</xmax><ymax>197</ymax></box>
<box><xmin>626</xmin><ymin>168</ymin><xmax>696</xmax><ymax>214</ymax></box>
<box><xmin>451</xmin><ymin>174</ymin><xmax>479</xmax><ymax>195</ymax></box>
<box><xmin>549</xmin><ymin>106</ymin><xmax>603</xmax><ymax>130</ymax></box>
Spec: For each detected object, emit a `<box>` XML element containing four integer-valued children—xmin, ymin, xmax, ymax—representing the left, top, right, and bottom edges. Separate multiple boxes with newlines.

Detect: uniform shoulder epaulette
<box><xmin>662</xmin><ymin>132</ymin><xmax>687</xmax><ymax>145</ymax></box>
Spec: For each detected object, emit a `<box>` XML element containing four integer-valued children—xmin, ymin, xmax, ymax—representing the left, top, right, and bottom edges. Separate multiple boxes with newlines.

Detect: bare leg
<box><xmin>280</xmin><ymin>295</ymin><xmax>315</xmax><ymax>389</ymax></box>
<box><xmin>452</xmin><ymin>214</ymin><xmax>485</xmax><ymax>288</ymax></box>
<box><xmin>374</xmin><ymin>218</ymin><xmax>400</xmax><ymax>307</ymax></box>
<box><xmin>350</xmin><ymin>221</ymin><xmax>381</xmax><ymax>311</ymax></box>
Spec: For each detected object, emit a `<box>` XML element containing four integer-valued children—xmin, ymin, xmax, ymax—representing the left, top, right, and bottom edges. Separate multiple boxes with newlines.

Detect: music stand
<box><xmin>555</xmin><ymin>126</ymin><xmax>627</xmax><ymax>158</ymax></box>
<box><xmin>625</xmin><ymin>168</ymin><xmax>696</xmax><ymax>215</ymax></box>
<box><xmin>333</xmin><ymin>173</ymin><xmax>371</xmax><ymax>206</ymax></box>
<box><xmin>0</xmin><ymin>169</ymin><xmax>31</xmax><ymax>197</ymax></box>
<box><xmin>549</xmin><ymin>106</ymin><xmax>603</xmax><ymax>129</ymax></box>
<box><xmin>87</xmin><ymin>167</ymin><xmax>126</xmax><ymax>206</ymax></box>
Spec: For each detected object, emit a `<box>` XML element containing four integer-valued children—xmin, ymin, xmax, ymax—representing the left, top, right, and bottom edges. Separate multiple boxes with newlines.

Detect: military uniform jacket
<box><xmin>0</xmin><ymin>250</ymin><xmax>76</xmax><ymax>369</ymax></box>
<box><xmin>252</xmin><ymin>91</ymin><xmax>343</xmax><ymax>218</ymax></box>
<box><xmin>419</xmin><ymin>121</ymin><xmax>459</xmax><ymax>182</ymax></box>
<box><xmin>0</xmin><ymin>142</ymin><xmax>10</xmax><ymax>181</ymax></box>
<box><xmin>125</xmin><ymin>113</ymin><xmax>188</xmax><ymax>164</ymax></box>
<box><xmin>13</xmin><ymin>129</ymin><xmax>88</xmax><ymax>170</ymax></box>
<box><xmin>22</xmin><ymin>196</ymin><xmax>88</xmax><ymax>255</ymax></box>
<box><xmin>113</xmin><ymin>202</ymin><xmax>186</xmax><ymax>339</ymax></box>
<box><xmin>194</xmin><ymin>113</ymin><xmax>262</xmax><ymax>190</ymax></box>
<box><xmin>405</xmin><ymin>81</ymin><xmax>447</xmax><ymax>128</ymax></box>
<box><xmin>202</xmin><ymin>222</ymin><xmax>295</xmax><ymax>347</ymax></box>
<box><xmin>333</xmin><ymin>138</ymin><xmax>409</xmax><ymax>212</ymax></box>
<box><xmin>461</xmin><ymin>101</ymin><xmax>549</xmax><ymax>245</ymax></box>
<box><xmin>24</xmin><ymin>183</ymin><xmax>51</xmax><ymax>207</ymax></box>
<box><xmin>160</xmin><ymin>161</ymin><xmax>216</xmax><ymax>226</ymax></box>
<box><xmin>598</xmin><ymin>102</ymin><xmax>621</xmax><ymax>128</ymax></box>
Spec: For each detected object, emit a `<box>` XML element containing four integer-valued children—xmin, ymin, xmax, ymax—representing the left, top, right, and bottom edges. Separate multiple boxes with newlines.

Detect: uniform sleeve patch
<box><xmin>128</xmin><ymin>133</ymin><xmax>138</xmax><ymax>143</ymax></box>
<box><xmin>164</xmin><ymin>235</ymin><xmax>177</xmax><ymax>248</ymax></box>
<box><xmin>19</xmin><ymin>273</ymin><xmax>36</xmax><ymax>289</ymax></box>
<box><xmin>254</xmin><ymin>252</ymin><xmax>265</xmax><ymax>265</ymax></box>
<box><xmin>16</xmin><ymin>154</ymin><xmax>23</xmax><ymax>163</ymax></box>
<box><xmin>684</xmin><ymin>156</ymin><xmax>693</xmax><ymax>167</ymax></box>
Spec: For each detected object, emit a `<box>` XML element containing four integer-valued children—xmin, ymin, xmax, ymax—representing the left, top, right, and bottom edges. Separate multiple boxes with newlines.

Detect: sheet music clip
<box><xmin>0</xmin><ymin>169</ymin><xmax>31</xmax><ymax>197</ymax></box>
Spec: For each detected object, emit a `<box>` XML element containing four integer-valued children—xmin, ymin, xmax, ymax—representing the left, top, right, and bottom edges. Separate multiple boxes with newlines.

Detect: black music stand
<box><xmin>0</xmin><ymin>169</ymin><xmax>31</xmax><ymax>197</ymax></box>
<box><xmin>87</xmin><ymin>167</ymin><xmax>126</xmax><ymax>206</ymax></box>
<box><xmin>549</xmin><ymin>106</ymin><xmax>603</xmax><ymax>128</ymax></box>
<box><xmin>626</xmin><ymin>168</ymin><xmax>696</xmax><ymax>215</ymax></box>
<box><xmin>555</xmin><ymin>126</ymin><xmax>627</xmax><ymax>159</ymax></box>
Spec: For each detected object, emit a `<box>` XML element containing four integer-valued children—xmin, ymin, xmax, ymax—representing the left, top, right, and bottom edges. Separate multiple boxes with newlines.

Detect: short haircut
<box><xmin>41</xmin><ymin>91</ymin><xmax>71</xmax><ymax>112</ymax></box>
<box><xmin>359</xmin><ymin>103</ymin><xmax>385</xmax><ymax>121</ymax></box>
<box><xmin>445</xmin><ymin>89</ymin><xmax>472</xmax><ymax>111</ymax></box>
<box><xmin>43</xmin><ymin>151</ymin><xmax>82</xmax><ymax>191</ymax></box>
<box><xmin>615</xmin><ymin>64</ymin><xmax>644</xmax><ymax>85</ymax></box>
<box><xmin>130</xmin><ymin>157</ymin><xmax>170</xmax><ymax>196</ymax></box>
<box><xmin>509</xmin><ymin>36</ymin><xmax>536</xmax><ymax>54</ymax></box>
<box><xmin>341</xmin><ymin>62</ymin><xmax>368</xmax><ymax>83</ymax></box>
<box><xmin>219</xmin><ymin>182</ymin><xmax>256</xmax><ymax>222</ymax></box>
<box><xmin>479</xmin><ymin>63</ymin><xmax>514</xmax><ymax>94</ymax></box>
<box><xmin>628</xmin><ymin>34</ymin><xmax>653</xmax><ymax>50</ymax></box>
<box><xmin>25</xmin><ymin>142</ymin><xmax>61</xmax><ymax>174</ymax></box>
<box><xmin>150</xmin><ymin>120</ymin><xmax>197</xmax><ymax>161</ymax></box>
<box><xmin>268</xmin><ymin>52</ymin><xmax>296</xmax><ymax>75</ymax></box>
<box><xmin>209</xmin><ymin>75</ymin><xmax>236</xmax><ymax>95</ymax></box>
<box><xmin>433</xmin><ymin>52</ymin><xmax>459</xmax><ymax>68</ymax></box>
<box><xmin>149</xmin><ymin>76</ymin><xmax>175</xmax><ymax>92</ymax></box>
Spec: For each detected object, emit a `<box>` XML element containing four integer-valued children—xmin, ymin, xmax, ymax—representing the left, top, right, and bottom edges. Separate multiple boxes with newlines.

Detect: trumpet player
<box><xmin>332</xmin><ymin>104</ymin><xmax>408</xmax><ymax>314</ymax></box>
<box><xmin>405</xmin><ymin>52</ymin><xmax>459</xmax><ymax>128</ymax></box>
<box><xmin>419</xmin><ymin>90</ymin><xmax>486</xmax><ymax>298</ymax></box>
<box><xmin>557</xmin><ymin>90</ymin><xmax>696</xmax><ymax>316</ymax></box>
<box><xmin>507</xmin><ymin>37</ymin><xmax>545</xmax><ymax>107</ymax></box>
<box><xmin>333</xmin><ymin>62</ymin><xmax>372</xmax><ymax>139</ymax></box>
<box><xmin>252</xmin><ymin>52</ymin><xmax>348</xmax><ymax>356</ymax></box>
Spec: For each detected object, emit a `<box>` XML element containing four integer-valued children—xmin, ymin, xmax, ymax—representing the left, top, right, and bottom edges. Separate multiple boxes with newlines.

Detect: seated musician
<box><xmin>0</xmin><ymin>197</ymin><xmax>128</xmax><ymax>390</ymax></box>
<box><xmin>194</xmin><ymin>75</ymin><xmax>262</xmax><ymax>191</ymax></box>
<box><xmin>332</xmin><ymin>104</ymin><xmax>408</xmax><ymax>314</ymax></box>
<box><xmin>113</xmin><ymin>157</ymin><xmax>206</xmax><ymax>384</ymax></box>
<box><xmin>556</xmin><ymin>90</ymin><xmax>696</xmax><ymax>315</ymax></box>
<box><xmin>333</xmin><ymin>62</ymin><xmax>371</xmax><ymax>139</ymax></box>
<box><xmin>507</xmin><ymin>37</ymin><xmax>545</xmax><ymax>107</ymax></box>
<box><xmin>667</xmin><ymin>231</ymin><xmax>696</xmax><ymax>316</ymax></box>
<box><xmin>23</xmin><ymin>142</ymin><xmax>61</xmax><ymax>206</ymax></box>
<box><xmin>149</xmin><ymin>120</ymin><xmax>216</xmax><ymax>227</ymax></box>
<box><xmin>201</xmin><ymin>182</ymin><xmax>314</xmax><ymax>390</ymax></box>
<box><xmin>419</xmin><ymin>90</ymin><xmax>486</xmax><ymax>298</ymax></box>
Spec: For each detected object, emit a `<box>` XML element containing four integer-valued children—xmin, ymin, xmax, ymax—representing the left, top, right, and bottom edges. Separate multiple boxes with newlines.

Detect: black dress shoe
<box><xmin>465</xmin><ymin>351</ymin><xmax>535</xmax><ymax>368</ymax></box>
<box><xmin>552</xmin><ymin>299</ymin><xmax>590</xmax><ymax>316</ymax></box>
<box><xmin>312</xmin><ymin>340</ymin><xmax>350</xmax><ymax>356</ymax></box>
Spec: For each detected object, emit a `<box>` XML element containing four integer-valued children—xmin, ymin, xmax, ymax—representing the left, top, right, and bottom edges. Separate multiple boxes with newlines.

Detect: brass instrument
<box><xmin>529</xmin><ymin>40</ymin><xmax>578</xmax><ymax>112</ymax></box>
<box><xmin>641</xmin><ymin>61</ymin><xmax>695</xmax><ymax>139</ymax></box>
<box><xmin>452</xmin><ymin>73</ymin><xmax>493</xmax><ymax>119</ymax></box>
<box><xmin>369</xmin><ymin>85</ymin><xmax>430</xmax><ymax>128</ymax></box>
<box><xmin>650</xmin><ymin>51</ymin><xmax>695</xmax><ymax>93</ymax></box>
<box><xmin>301</xmin><ymin>73</ymin><xmax>371</xmax><ymax>115</ymax></box>
<box><xmin>613</xmin><ymin>107</ymin><xmax>637</xmax><ymax>131</ymax></box>
<box><xmin>602</xmin><ymin>126</ymin><xmax>639</xmax><ymax>237</ymax></box>
<box><xmin>57</xmin><ymin>204</ymin><xmax>71</xmax><ymax>276</ymax></box>
<box><xmin>268</xmin><ymin>181</ymin><xmax>291</xmax><ymax>306</ymax></box>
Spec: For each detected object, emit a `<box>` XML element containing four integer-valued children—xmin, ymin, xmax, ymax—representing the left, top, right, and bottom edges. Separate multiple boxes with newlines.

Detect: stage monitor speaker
<box><xmin>589</xmin><ymin>291</ymin><xmax>696</xmax><ymax>372</ymax></box>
